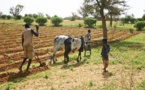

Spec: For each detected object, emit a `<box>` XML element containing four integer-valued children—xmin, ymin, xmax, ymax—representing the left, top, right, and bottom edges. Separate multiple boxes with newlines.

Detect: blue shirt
<box><xmin>101</xmin><ymin>44</ymin><xmax>110</xmax><ymax>57</ymax></box>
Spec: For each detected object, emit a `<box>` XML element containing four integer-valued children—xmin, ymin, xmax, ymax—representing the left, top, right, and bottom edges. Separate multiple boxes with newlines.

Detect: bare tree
<box><xmin>9</xmin><ymin>4</ymin><xmax>24</xmax><ymax>17</ymax></box>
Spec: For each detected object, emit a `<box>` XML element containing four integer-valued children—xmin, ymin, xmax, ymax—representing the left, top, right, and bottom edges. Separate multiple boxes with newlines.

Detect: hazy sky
<box><xmin>0</xmin><ymin>0</ymin><xmax>145</xmax><ymax>18</ymax></box>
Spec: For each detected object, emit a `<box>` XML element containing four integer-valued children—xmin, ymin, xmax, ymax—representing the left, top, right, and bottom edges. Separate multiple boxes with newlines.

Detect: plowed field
<box><xmin>0</xmin><ymin>24</ymin><xmax>139</xmax><ymax>84</ymax></box>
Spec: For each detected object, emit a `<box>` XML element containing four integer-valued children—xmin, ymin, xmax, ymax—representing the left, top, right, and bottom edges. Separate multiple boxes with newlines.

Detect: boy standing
<box><xmin>101</xmin><ymin>39</ymin><xmax>110</xmax><ymax>72</ymax></box>
<box><xmin>84</xmin><ymin>29</ymin><xmax>91</xmax><ymax>55</ymax></box>
<box><xmin>85</xmin><ymin>29</ymin><xmax>91</xmax><ymax>42</ymax></box>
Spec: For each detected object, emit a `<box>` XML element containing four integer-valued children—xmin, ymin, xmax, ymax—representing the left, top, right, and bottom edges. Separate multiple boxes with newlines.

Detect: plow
<box><xmin>34</xmin><ymin>51</ymin><xmax>52</xmax><ymax>67</ymax></box>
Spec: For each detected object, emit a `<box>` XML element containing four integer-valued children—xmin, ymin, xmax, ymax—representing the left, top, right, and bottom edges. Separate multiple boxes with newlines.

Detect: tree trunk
<box><xmin>100</xmin><ymin>8</ymin><xmax>107</xmax><ymax>39</ymax></box>
<box><xmin>110</xmin><ymin>14</ymin><xmax>113</xmax><ymax>27</ymax></box>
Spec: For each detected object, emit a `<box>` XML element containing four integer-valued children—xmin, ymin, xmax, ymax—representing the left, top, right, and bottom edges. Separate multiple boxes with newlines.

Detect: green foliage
<box><xmin>120</xmin><ymin>18</ymin><xmax>125</xmax><ymax>24</ymax></box>
<box><xmin>36</xmin><ymin>16</ymin><xmax>47</xmax><ymax>26</ymax></box>
<box><xmin>78</xmin><ymin>23</ymin><xmax>82</xmax><ymax>27</ymax></box>
<box><xmin>7</xmin><ymin>15</ymin><xmax>12</xmax><ymax>20</ymax></box>
<box><xmin>70</xmin><ymin>16</ymin><xmax>75</xmax><ymax>21</ymax></box>
<box><xmin>15</xmin><ymin>15</ymin><xmax>22</xmax><ymax>20</ymax></box>
<box><xmin>24</xmin><ymin>16</ymin><xmax>34</xmax><ymax>25</ymax></box>
<box><xmin>130</xmin><ymin>18</ymin><xmax>136</xmax><ymax>24</ymax></box>
<box><xmin>84</xmin><ymin>17</ymin><xmax>97</xmax><ymax>28</ymax></box>
<box><xmin>51</xmin><ymin>15</ymin><xmax>63</xmax><ymax>26</ymax></box>
<box><xmin>1</xmin><ymin>15</ymin><xmax>7</xmax><ymax>19</ymax></box>
<box><xmin>134</xmin><ymin>21</ymin><xmax>145</xmax><ymax>31</ymax></box>
<box><xmin>136</xmin><ymin>18</ymin><xmax>144</xmax><ymax>22</ymax></box>
<box><xmin>121</xmin><ymin>15</ymin><xmax>136</xmax><ymax>24</ymax></box>
<box><xmin>32</xmin><ymin>14</ymin><xmax>38</xmax><ymax>19</ymax></box>
<box><xmin>5</xmin><ymin>83</ymin><xmax>13</xmax><ymax>90</ymax></box>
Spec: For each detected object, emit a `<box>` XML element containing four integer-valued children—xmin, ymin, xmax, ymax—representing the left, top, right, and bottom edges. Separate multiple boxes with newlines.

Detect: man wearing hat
<box><xmin>19</xmin><ymin>24</ymin><xmax>39</xmax><ymax>72</ymax></box>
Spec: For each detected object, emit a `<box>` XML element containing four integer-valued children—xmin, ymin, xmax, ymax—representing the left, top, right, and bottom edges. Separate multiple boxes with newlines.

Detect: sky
<box><xmin>0</xmin><ymin>0</ymin><xmax>145</xmax><ymax>18</ymax></box>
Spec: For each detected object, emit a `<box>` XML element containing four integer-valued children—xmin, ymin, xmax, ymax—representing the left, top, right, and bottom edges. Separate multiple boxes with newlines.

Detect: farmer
<box><xmin>19</xmin><ymin>24</ymin><xmax>39</xmax><ymax>72</ymax></box>
<box><xmin>101</xmin><ymin>39</ymin><xmax>110</xmax><ymax>72</ymax></box>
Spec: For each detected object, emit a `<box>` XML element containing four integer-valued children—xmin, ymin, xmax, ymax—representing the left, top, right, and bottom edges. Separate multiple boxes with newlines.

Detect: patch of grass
<box><xmin>99</xmin><ymin>80</ymin><xmax>117</xmax><ymax>90</ymax></box>
<box><xmin>44</xmin><ymin>73</ymin><xmax>49</xmax><ymax>79</ymax></box>
<box><xmin>32</xmin><ymin>64</ymin><xmax>35</xmax><ymax>68</ymax></box>
<box><xmin>48</xmin><ymin>51</ymin><xmax>52</xmax><ymax>54</ymax></box>
<box><xmin>140</xmin><ymin>81</ymin><xmax>145</xmax><ymax>88</ymax></box>
<box><xmin>124</xmin><ymin>65</ymin><xmax>130</xmax><ymax>69</ymax></box>
<box><xmin>3</xmin><ymin>53</ymin><xmax>8</xmax><ymax>56</ymax></box>
<box><xmin>5</xmin><ymin>82</ymin><xmax>14</xmax><ymax>90</ymax></box>
<box><xmin>44</xmin><ymin>72</ymin><xmax>51</xmax><ymax>79</ymax></box>
<box><xmin>136</xmin><ymin>65</ymin><xmax>145</xmax><ymax>71</ymax></box>
<box><xmin>69</xmin><ymin>66</ymin><xmax>74</xmax><ymax>71</ymax></box>
<box><xmin>8</xmin><ymin>60</ymin><xmax>14</xmax><ymax>64</ymax></box>
<box><xmin>5</xmin><ymin>84</ymin><xmax>11</xmax><ymax>90</ymax></box>
<box><xmin>89</xmin><ymin>80</ymin><xmax>93</xmax><ymax>87</ymax></box>
<box><xmin>85</xmin><ymin>60</ymin><xmax>90</xmax><ymax>64</ymax></box>
<box><xmin>135</xmin><ymin>80</ymin><xmax>145</xmax><ymax>90</ymax></box>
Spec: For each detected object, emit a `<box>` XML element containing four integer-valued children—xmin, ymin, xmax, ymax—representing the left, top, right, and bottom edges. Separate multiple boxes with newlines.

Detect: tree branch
<box><xmin>96</xmin><ymin>0</ymin><xmax>101</xmax><ymax>8</ymax></box>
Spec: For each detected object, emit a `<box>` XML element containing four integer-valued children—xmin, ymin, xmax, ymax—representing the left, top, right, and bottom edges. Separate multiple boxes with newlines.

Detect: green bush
<box><xmin>36</xmin><ymin>16</ymin><xmax>47</xmax><ymax>26</ymax></box>
<box><xmin>134</xmin><ymin>21</ymin><xmax>145</xmax><ymax>31</ymax></box>
<box><xmin>121</xmin><ymin>16</ymin><xmax>136</xmax><ymax>24</ymax></box>
<box><xmin>130</xmin><ymin>18</ymin><xmax>136</xmax><ymax>24</ymax></box>
<box><xmin>1</xmin><ymin>15</ymin><xmax>7</xmax><ymax>19</ymax></box>
<box><xmin>121</xmin><ymin>17</ymin><xmax>129</xmax><ymax>24</ymax></box>
<box><xmin>78</xmin><ymin>23</ymin><xmax>82</xmax><ymax>27</ymax></box>
<box><xmin>7</xmin><ymin>15</ymin><xmax>12</xmax><ymax>20</ymax></box>
<box><xmin>51</xmin><ymin>15</ymin><xmax>63</xmax><ymax>26</ymax></box>
<box><xmin>15</xmin><ymin>15</ymin><xmax>22</xmax><ymax>20</ymax></box>
<box><xmin>24</xmin><ymin>16</ymin><xmax>34</xmax><ymax>25</ymax></box>
<box><xmin>70</xmin><ymin>16</ymin><xmax>75</xmax><ymax>21</ymax></box>
<box><xmin>136</xmin><ymin>18</ymin><xmax>144</xmax><ymax>22</ymax></box>
<box><xmin>84</xmin><ymin>17</ymin><xmax>97</xmax><ymax>28</ymax></box>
